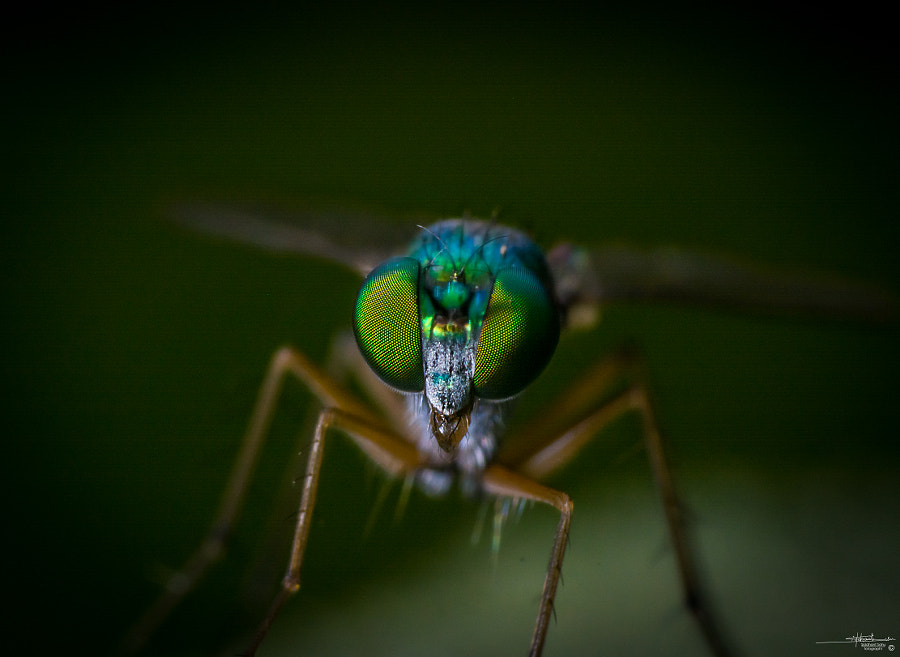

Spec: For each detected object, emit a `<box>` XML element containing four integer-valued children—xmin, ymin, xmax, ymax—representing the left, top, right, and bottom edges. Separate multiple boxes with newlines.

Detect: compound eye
<box><xmin>353</xmin><ymin>257</ymin><xmax>424</xmax><ymax>392</ymax></box>
<box><xmin>473</xmin><ymin>266</ymin><xmax>559</xmax><ymax>400</ymax></box>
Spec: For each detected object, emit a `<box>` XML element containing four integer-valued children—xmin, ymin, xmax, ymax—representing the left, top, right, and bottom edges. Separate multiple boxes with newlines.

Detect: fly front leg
<box><xmin>117</xmin><ymin>345</ymin><xmax>383</xmax><ymax>656</ymax></box>
<box><xmin>481</xmin><ymin>465</ymin><xmax>573</xmax><ymax>657</ymax></box>
<box><xmin>243</xmin><ymin>405</ymin><xmax>421</xmax><ymax>656</ymax></box>
<box><xmin>505</xmin><ymin>347</ymin><xmax>735</xmax><ymax>657</ymax></box>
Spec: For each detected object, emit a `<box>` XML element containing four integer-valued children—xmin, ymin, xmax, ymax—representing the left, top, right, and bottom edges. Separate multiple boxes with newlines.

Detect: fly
<box><xmin>118</xmin><ymin>204</ymin><xmax>896</xmax><ymax>657</ymax></box>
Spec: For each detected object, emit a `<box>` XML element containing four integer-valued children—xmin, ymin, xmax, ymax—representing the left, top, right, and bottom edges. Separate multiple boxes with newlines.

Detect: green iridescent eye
<box><xmin>353</xmin><ymin>257</ymin><xmax>425</xmax><ymax>392</ymax></box>
<box><xmin>473</xmin><ymin>266</ymin><xmax>560</xmax><ymax>400</ymax></box>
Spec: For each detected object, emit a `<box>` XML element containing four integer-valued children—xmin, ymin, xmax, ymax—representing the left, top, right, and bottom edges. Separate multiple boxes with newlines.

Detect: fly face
<box><xmin>353</xmin><ymin>219</ymin><xmax>561</xmax><ymax>455</ymax></box>
<box><xmin>420</xmin><ymin>321</ymin><xmax>477</xmax><ymax>452</ymax></box>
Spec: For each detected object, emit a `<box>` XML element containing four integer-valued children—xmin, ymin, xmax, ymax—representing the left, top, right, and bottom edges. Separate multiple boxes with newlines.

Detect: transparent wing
<box><xmin>548</xmin><ymin>242</ymin><xmax>897</xmax><ymax>325</ymax></box>
<box><xmin>171</xmin><ymin>204</ymin><xmax>896</xmax><ymax>323</ymax></box>
<box><xmin>171</xmin><ymin>203</ymin><xmax>423</xmax><ymax>276</ymax></box>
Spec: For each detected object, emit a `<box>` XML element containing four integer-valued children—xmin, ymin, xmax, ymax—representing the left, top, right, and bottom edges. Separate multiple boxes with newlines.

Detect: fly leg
<box><xmin>480</xmin><ymin>465</ymin><xmax>572</xmax><ymax>657</ymax></box>
<box><xmin>243</xmin><ymin>405</ymin><xmax>420</xmax><ymax>656</ymax></box>
<box><xmin>117</xmin><ymin>345</ymin><xmax>389</xmax><ymax>655</ymax></box>
<box><xmin>504</xmin><ymin>346</ymin><xmax>735</xmax><ymax>657</ymax></box>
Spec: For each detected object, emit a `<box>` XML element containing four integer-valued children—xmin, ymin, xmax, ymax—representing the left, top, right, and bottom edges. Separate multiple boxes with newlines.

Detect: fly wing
<box><xmin>171</xmin><ymin>203</ymin><xmax>421</xmax><ymax>276</ymax></box>
<box><xmin>547</xmin><ymin>242</ymin><xmax>897</xmax><ymax>326</ymax></box>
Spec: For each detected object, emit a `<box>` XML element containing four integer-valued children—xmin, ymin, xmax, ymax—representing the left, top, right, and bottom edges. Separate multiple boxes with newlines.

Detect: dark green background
<box><xmin>6</xmin><ymin>7</ymin><xmax>897</xmax><ymax>657</ymax></box>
